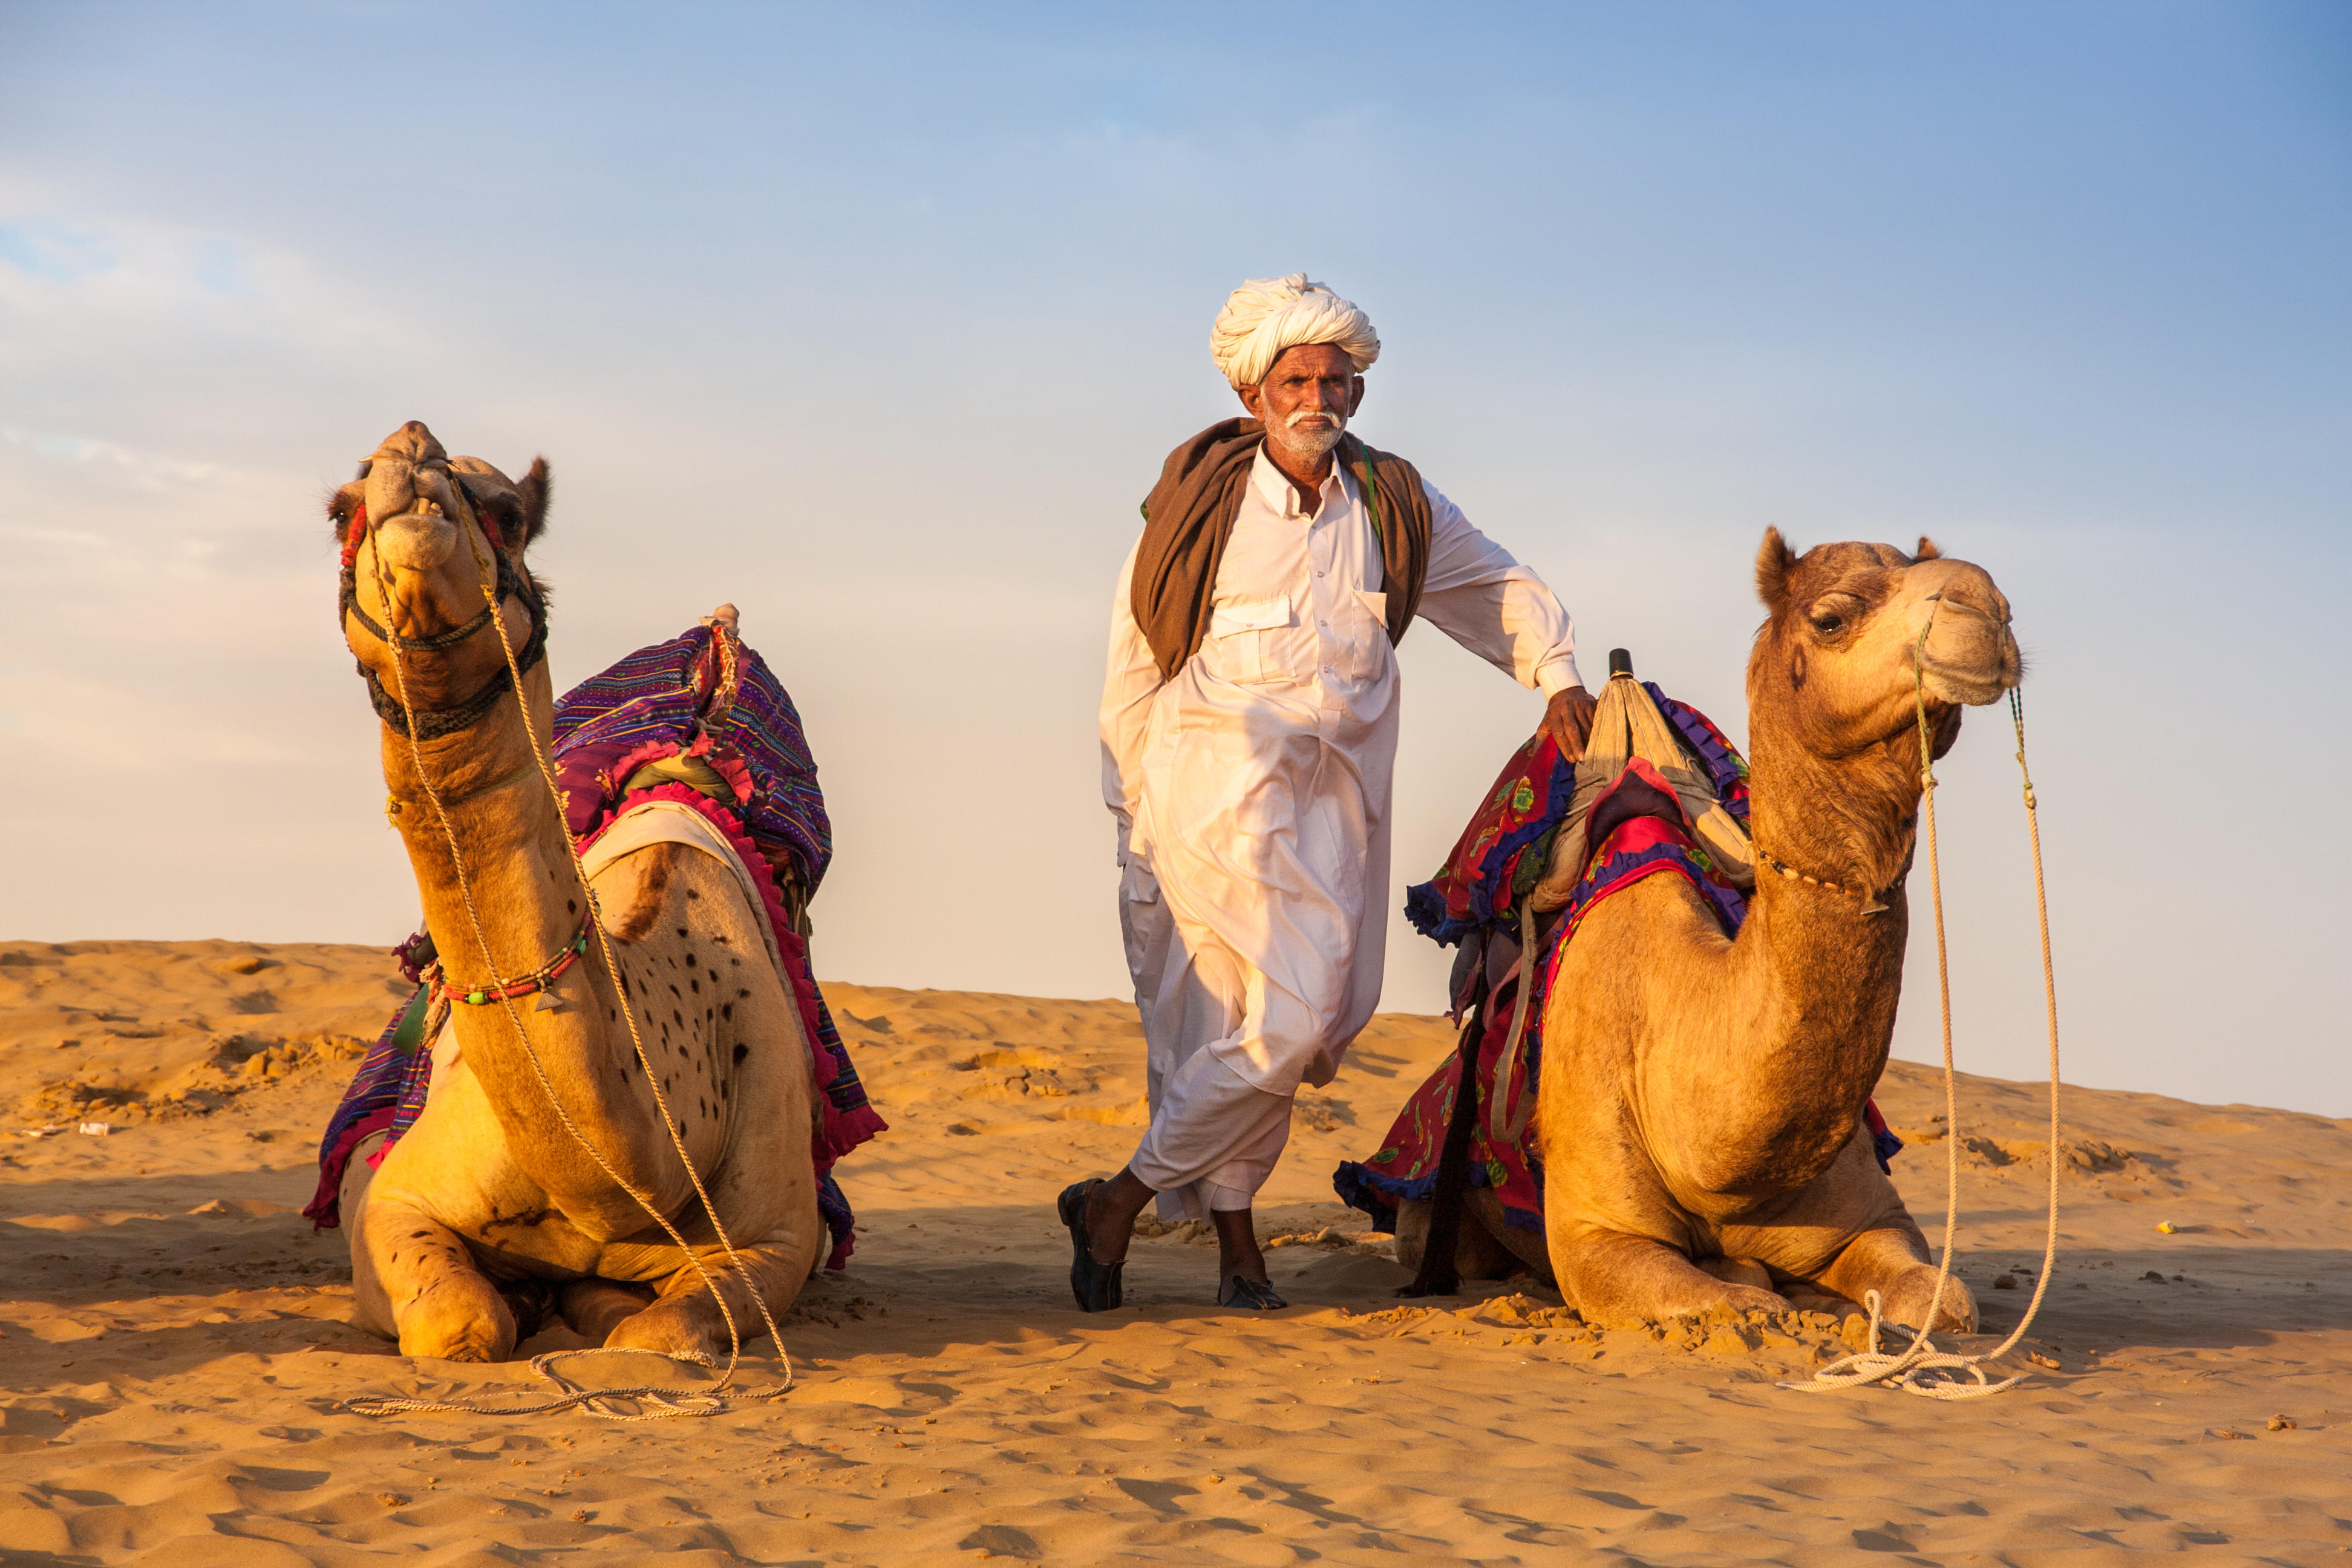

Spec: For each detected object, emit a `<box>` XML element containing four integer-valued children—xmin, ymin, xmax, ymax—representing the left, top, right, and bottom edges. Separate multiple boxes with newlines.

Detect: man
<box><xmin>1063</xmin><ymin>273</ymin><xmax>1596</xmax><ymax>1312</ymax></box>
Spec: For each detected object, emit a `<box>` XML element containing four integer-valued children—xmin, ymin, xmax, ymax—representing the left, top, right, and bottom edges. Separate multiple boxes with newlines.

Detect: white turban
<box><xmin>1208</xmin><ymin>273</ymin><xmax>1381</xmax><ymax>388</ymax></box>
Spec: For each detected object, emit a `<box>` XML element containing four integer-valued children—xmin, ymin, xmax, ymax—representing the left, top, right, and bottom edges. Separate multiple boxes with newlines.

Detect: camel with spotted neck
<box><xmin>332</xmin><ymin>420</ymin><xmax>825</xmax><ymax>1362</ymax></box>
<box><xmin>1417</xmin><ymin>531</ymin><xmax>2018</xmax><ymax>1333</ymax></box>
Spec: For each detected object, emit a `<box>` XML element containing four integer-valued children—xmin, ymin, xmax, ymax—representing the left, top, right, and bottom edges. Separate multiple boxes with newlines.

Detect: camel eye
<box><xmin>1809</xmin><ymin>612</ymin><xmax>1845</xmax><ymax>636</ymax></box>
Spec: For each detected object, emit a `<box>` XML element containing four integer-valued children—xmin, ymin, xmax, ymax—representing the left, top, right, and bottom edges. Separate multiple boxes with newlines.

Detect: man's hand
<box><xmin>1541</xmin><ymin>684</ymin><xmax>1598</xmax><ymax>762</ymax></box>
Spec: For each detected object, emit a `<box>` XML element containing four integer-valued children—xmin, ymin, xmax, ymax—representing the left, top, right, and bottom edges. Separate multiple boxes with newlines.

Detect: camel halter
<box><xmin>338</xmin><ymin>497</ymin><xmax>549</xmax><ymax>740</ymax></box>
<box><xmin>341</xmin><ymin>483</ymin><xmax>792</xmax><ymax>1422</ymax></box>
<box><xmin>1788</xmin><ymin>613</ymin><xmax>2062</xmax><ymax>1401</ymax></box>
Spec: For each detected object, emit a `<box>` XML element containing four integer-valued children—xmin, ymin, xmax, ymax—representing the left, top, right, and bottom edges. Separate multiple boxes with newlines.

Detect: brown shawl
<box><xmin>1131</xmin><ymin>419</ymin><xmax>1432</xmax><ymax>682</ymax></box>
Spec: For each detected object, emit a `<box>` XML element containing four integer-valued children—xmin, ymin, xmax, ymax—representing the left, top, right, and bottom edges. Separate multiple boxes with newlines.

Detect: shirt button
<box><xmin>1317</xmin><ymin>619</ymin><xmax>1328</xmax><ymax>628</ymax></box>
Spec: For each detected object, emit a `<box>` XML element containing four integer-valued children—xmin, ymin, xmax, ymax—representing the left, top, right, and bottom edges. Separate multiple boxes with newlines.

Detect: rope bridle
<box><xmin>340</xmin><ymin>479</ymin><xmax>792</xmax><ymax>1420</ymax></box>
<box><xmin>338</xmin><ymin>494</ymin><xmax>549</xmax><ymax>740</ymax></box>
<box><xmin>1788</xmin><ymin>611</ymin><xmax>2062</xmax><ymax>1400</ymax></box>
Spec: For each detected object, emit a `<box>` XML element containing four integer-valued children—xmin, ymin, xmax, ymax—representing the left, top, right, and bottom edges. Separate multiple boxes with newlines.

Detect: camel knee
<box><xmin>362</xmin><ymin>1202</ymin><xmax>515</xmax><ymax>1361</ymax></box>
<box><xmin>606</xmin><ymin>1242</ymin><xmax>803</xmax><ymax>1357</ymax></box>
<box><xmin>398</xmin><ymin>1270</ymin><xmax>516</xmax><ymax>1362</ymax></box>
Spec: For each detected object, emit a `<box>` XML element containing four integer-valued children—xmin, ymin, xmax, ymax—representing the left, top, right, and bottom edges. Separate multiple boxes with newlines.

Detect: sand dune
<box><xmin>2</xmin><ymin>936</ymin><xmax>2347</xmax><ymax>1563</ymax></box>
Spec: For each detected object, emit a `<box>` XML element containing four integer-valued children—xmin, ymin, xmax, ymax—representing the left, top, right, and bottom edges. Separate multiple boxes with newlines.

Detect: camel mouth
<box><xmin>1916</xmin><ymin>629</ymin><xmax>2020</xmax><ymax>707</ymax></box>
<box><xmin>1919</xmin><ymin>662</ymin><xmax>2011</xmax><ymax>707</ymax></box>
<box><xmin>366</xmin><ymin>508</ymin><xmax>462</xmax><ymax>575</ymax></box>
<box><xmin>1910</xmin><ymin>584</ymin><xmax>2019</xmax><ymax>708</ymax></box>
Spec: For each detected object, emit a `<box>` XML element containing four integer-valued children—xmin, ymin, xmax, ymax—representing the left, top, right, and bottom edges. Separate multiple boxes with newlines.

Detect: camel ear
<box><xmin>514</xmin><ymin>457</ymin><xmax>551</xmax><ymax>549</ymax></box>
<box><xmin>1756</xmin><ymin>527</ymin><xmax>1798</xmax><ymax>614</ymax></box>
<box><xmin>1915</xmin><ymin>535</ymin><xmax>1942</xmax><ymax>561</ymax></box>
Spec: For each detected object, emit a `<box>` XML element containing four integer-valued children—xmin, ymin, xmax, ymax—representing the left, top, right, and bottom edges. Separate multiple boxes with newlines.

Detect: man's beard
<box><xmin>1268</xmin><ymin>405</ymin><xmax>1346</xmax><ymax>461</ymax></box>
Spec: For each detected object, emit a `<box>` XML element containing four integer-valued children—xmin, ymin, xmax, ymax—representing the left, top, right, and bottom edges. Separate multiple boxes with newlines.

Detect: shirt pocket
<box><xmin>1206</xmin><ymin>595</ymin><xmax>1293</xmax><ymax>686</ymax></box>
<box><xmin>1335</xmin><ymin>589</ymin><xmax>1391</xmax><ymax>681</ymax></box>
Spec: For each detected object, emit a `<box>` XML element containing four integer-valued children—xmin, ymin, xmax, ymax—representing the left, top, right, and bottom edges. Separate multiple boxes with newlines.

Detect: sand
<box><xmin>2</xmin><ymin>936</ymin><xmax>2347</xmax><ymax>1564</ymax></box>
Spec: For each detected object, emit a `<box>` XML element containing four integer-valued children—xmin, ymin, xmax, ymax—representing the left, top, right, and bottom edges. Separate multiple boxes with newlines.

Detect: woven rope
<box><xmin>1787</xmin><ymin>626</ymin><xmax>2061</xmax><ymax>1400</ymax></box>
<box><xmin>342</xmin><ymin>494</ymin><xmax>790</xmax><ymax>1420</ymax></box>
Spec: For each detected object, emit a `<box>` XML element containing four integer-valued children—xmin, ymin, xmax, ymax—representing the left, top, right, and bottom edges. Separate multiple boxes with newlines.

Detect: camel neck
<box><xmin>384</xmin><ymin>712</ymin><xmax>673</xmax><ymax>1217</ymax></box>
<box><xmin>386</xmin><ymin>704</ymin><xmax>579</xmax><ymax>980</ymax></box>
<box><xmin>1688</xmin><ymin>701</ymin><xmax>1928</xmax><ymax>1175</ymax></box>
<box><xmin>1744</xmin><ymin>724</ymin><xmax>1924</xmax><ymax>904</ymax></box>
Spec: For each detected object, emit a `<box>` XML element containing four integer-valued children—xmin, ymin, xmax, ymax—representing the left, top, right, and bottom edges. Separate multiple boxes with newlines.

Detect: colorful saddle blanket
<box><xmin>304</xmin><ymin>623</ymin><xmax>885</xmax><ymax>1269</ymax></box>
<box><xmin>1336</xmin><ymin>684</ymin><xmax>1897</xmax><ymax>1236</ymax></box>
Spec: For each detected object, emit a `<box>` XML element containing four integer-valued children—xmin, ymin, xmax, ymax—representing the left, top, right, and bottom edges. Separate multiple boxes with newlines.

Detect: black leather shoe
<box><xmin>1218</xmin><ymin>1275</ymin><xmax>1289</xmax><ymax>1311</ymax></box>
<box><xmin>1058</xmin><ymin>1180</ymin><xmax>1124</xmax><ymax>1312</ymax></box>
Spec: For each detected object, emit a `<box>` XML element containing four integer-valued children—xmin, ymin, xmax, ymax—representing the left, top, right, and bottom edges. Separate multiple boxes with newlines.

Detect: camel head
<box><xmin>329</xmin><ymin>420</ymin><xmax>552</xmax><ymax>748</ymax></box>
<box><xmin>1749</xmin><ymin>529</ymin><xmax>2019</xmax><ymax>765</ymax></box>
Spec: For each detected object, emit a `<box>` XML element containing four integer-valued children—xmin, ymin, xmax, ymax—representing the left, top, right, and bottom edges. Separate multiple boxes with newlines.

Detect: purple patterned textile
<box><xmin>553</xmin><ymin>623</ymin><xmax>831</xmax><ymax>898</ymax></box>
<box><xmin>307</xmin><ymin>623</ymin><xmax>878</xmax><ymax>1270</ymax></box>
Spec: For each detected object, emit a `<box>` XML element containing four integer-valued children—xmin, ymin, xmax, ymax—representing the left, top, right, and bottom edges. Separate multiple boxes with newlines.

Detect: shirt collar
<box><xmin>1248</xmin><ymin>442</ymin><xmax>1350</xmax><ymax>519</ymax></box>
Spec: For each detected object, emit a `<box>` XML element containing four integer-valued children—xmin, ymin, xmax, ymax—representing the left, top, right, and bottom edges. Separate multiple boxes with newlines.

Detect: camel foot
<box><xmin>1870</xmin><ymin>1267</ymin><xmax>1978</xmax><ymax>1333</ymax></box>
<box><xmin>561</xmin><ymin>1278</ymin><xmax>657</xmax><ymax>1344</ymax></box>
<box><xmin>604</xmin><ymin>1293</ymin><xmax>744</xmax><ymax>1359</ymax></box>
<box><xmin>1817</xmin><ymin>1226</ymin><xmax>1978</xmax><ymax>1333</ymax></box>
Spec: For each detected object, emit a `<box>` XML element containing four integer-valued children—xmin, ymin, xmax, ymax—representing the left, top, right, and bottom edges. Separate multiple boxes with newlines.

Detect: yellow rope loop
<box><xmin>346</xmin><ymin>500</ymin><xmax>791</xmax><ymax>1420</ymax></box>
<box><xmin>1786</xmin><ymin>633</ymin><xmax>2062</xmax><ymax>1400</ymax></box>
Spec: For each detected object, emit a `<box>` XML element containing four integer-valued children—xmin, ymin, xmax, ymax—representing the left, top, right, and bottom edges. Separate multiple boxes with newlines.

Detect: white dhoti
<box><xmin>1102</xmin><ymin>444</ymin><xmax>1583</xmax><ymax>1219</ymax></box>
<box><xmin>1119</xmin><ymin>846</ymin><xmax>1373</xmax><ymax>1217</ymax></box>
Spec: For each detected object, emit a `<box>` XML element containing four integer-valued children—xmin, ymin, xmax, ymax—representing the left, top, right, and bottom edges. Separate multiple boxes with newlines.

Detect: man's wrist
<box><xmin>1537</xmin><ymin>660</ymin><xmax>1585</xmax><ymax>698</ymax></box>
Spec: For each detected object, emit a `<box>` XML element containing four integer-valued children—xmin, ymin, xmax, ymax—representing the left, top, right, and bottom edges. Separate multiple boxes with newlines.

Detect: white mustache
<box><xmin>1281</xmin><ymin>408</ymin><xmax>1345</xmax><ymax>431</ymax></box>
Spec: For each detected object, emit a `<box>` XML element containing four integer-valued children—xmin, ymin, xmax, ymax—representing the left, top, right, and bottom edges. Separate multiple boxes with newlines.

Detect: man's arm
<box><xmin>1100</xmin><ymin>540</ymin><xmax>1162</xmax><ymax>852</ymax></box>
<box><xmin>1412</xmin><ymin>482</ymin><xmax>1596</xmax><ymax>759</ymax></box>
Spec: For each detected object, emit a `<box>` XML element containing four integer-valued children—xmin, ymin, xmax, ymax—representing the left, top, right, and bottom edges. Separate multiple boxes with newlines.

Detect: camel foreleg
<box><xmin>560</xmin><ymin>1278</ymin><xmax>657</xmax><ymax>1343</ymax></box>
<box><xmin>355</xmin><ymin>1192</ymin><xmax>518</xmax><ymax>1362</ymax></box>
<box><xmin>604</xmin><ymin>1232</ymin><xmax>815</xmax><ymax>1357</ymax></box>
<box><xmin>1549</xmin><ymin>1221</ymin><xmax>1790</xmax><ymax>1328</ymax></box>
<box><xmin>1814</xmin><ymin>1223</ymin><xmax>1978</xmax><ymax>1333</ymax></box>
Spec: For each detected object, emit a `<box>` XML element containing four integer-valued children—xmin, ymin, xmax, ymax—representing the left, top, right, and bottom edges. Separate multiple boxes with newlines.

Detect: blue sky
<box><xmin>2</xmin><ymin>2</ymin><xmax>2345</xmax><ymax>1112</ymax></box>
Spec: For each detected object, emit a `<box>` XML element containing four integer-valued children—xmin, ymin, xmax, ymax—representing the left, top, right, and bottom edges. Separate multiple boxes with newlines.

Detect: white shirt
<box><xmin>1098</xmin><ymin>442</ymin><xmax>1579</xmax><ymax>1093</ymax></box>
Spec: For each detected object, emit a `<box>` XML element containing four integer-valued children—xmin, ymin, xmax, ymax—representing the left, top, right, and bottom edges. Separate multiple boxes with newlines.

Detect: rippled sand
<box><xmin>2</xmin><ymin>938</ymin><xmax>2347</xmax><ymax>1563</ymax></box>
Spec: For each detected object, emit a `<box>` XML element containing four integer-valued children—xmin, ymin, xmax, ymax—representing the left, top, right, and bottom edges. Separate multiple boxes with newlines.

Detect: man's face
<box><xmin>1238</xmin><ymin>343</ymin><xmax>1365</xmax><ymax>463</ymax></box>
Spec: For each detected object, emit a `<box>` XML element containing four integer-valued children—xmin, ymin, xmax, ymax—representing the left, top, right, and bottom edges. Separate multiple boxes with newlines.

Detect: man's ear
<box><xmin>1347</xmin><ymin>373</ymin><xmax>1366</xmax><ymax>417</ymax></box>
<box><xmin>1235</xmin><ymin>381</ymin><xmax>1264</xmax><ymax>419</ymax></box>
<box><xmin>1756</xmin><ymin>527</ymin><xmax>1798</xmax><ymax>615</ymax></box>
